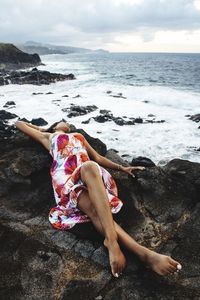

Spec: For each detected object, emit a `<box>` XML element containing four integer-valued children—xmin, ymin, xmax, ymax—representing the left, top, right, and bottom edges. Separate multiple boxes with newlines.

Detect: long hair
<box><xmin>45</xmin><ymin>118</ymin><xmax>70</xmax><ymax>133</ymax></box>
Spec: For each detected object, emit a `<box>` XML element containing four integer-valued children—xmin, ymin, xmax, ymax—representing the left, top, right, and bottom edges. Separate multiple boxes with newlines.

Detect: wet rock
<box><xmin>188</xmin><ymin>113</ymin><xmax>200</xmax><ymax>123</ymax></box>
<box><xmin>31</xmin><ymin>118</ymin><xmax>48</xmax><ymax>126</ymax></box>
<box><xmin>83</xmin><ymin>111</ymin><xmax>164</xmax><ymax>126</ymax></box>
<box><xmin>109</xmin><ymin>93</ymin><xmax>127</xmax><ymax>99</ymax></box>
<box><xmin>0</xmin><ymin>68</ymin><xmax>75</xmax><ymax>86</ymax></box>
<box><xmin>131</xmin><ymin>156</ymin><xmax>156</xmax><ymax>167</ymax></box>
<box><xmin>99</xmin><ymin>109</ymin><xmax>111</xmax><ymax>114</ymax></box>
<box><xmin>82</xmin><ymin>111</ymin><xmax>136</xmax><ymax>126</ymax></box>
<box><xmin>134</xmin><ymin>117</ymin><xmax>143</xmax><ymax>124</ymax></box>
<box><xmin>62</xmin><ymin>105</ymin><xmax>98</xmax><ymax>118</ymax></box>
<box><xmin>146</xmin><ymin>119</ymin><xmax>165</xmax><ymax>124</ymax></box>
<box><xmin>0</xmin><ymin>109</ymin><xmax>18</xmax><ymax>120</ymax></box>
<box><xmin>32</xmin><ymin>92</ymin><xmax>44</xmax><ymax>95</ymax></box>
<box><xmin>3</xmin><ymin>101</ymin><xmax>16</xmax><ymax>107</ymax></box>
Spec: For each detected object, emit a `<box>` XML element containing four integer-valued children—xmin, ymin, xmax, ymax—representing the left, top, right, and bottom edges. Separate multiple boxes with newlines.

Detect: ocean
<box><xmin>0</xmin><ymin>52</ymin><xmax>200</xmax><ymax>165</ymax></box>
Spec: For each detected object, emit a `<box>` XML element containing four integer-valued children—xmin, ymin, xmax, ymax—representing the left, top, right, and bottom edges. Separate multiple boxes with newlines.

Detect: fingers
<box><xmin>136</xmin><ymin>166</ymin><xmax>145</xmax><ymax>170</ymax></box>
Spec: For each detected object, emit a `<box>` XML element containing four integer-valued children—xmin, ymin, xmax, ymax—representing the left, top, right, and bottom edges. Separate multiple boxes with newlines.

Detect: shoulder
<box><xmin>72</xmin><ymin>132</ymin><xmax>85</xmax><ymax>143</ymax></box>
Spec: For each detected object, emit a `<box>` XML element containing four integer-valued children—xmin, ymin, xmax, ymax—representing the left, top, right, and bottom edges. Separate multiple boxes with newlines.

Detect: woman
<box><xmin>15</xmin><ymin>119</ymin><xmax>182</xmax><ymax>278</ymax></box>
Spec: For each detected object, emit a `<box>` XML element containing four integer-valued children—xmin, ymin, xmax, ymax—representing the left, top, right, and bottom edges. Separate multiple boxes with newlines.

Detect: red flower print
<box><xmin>57</xmin><ymin>134</ymin><xmax>69</xmax><ymax>153</ymax></box>
<box><xmin>64</xmin><ymin>155</ymin><xmax>77</xmax><ymax>175</ymax></box>
<box><xmin>80</xmin><ymin>152</ymin><xmax>89</xmax><ymax>162</ymax></box>
<box><xmin>111</xmin><ymin>196</ymin><xmax>120</xmax><ymax>207</ymax></box>
<box><xmin>72</xmin><ymin>168</ymin><xmax>81</xmax><ymax>184</ymax></box>
<box><xmin>74</xmin><ymin>133</ymin><xmax>84</xmax><ymax>144</ymax></box>
<box><xmin>55</xmin><ymin>183</ymin><xmax>64</xmax><ymax>197</ymax></box>
<box><xmin>50</xmin><ymin>160</ymin><xmax>57</xmax><ymax>174</ymax></box>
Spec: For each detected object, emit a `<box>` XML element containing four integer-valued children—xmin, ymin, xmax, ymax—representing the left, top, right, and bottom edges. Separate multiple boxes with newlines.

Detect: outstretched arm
<box><xmin>15</xmin><ymin>120</ymin><xmax>50</xmax><ymax>150</ymax></box>
<box><xmin>82</xmin><ymin>134</ymin><xmax>145</xmax><ymax>176</ymax></box>
<box><xmin>16</xmin><ymin>120</ymin><xmax>46</xmax><ymax>132</ymax></box>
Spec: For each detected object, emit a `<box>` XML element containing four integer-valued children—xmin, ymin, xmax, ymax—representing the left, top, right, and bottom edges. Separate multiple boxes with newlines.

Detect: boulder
<box><xmin>3</xmin><ymin>101</ymin><xmax>16</xmax><ymax>108</ymax></box>
<box><xmin>62</xmin><ymin>105</ymin><xmax>98</xmax><ymax>118</ymax></box>
<box><xmin>188</xmin><ymin>113</ymin><xmax>200</xmax><ymax>123</ymax></box>
<box><xmin>0</xmin><ymin>116</ymin><xmax>200</xmax><ymax>299</ymax></box>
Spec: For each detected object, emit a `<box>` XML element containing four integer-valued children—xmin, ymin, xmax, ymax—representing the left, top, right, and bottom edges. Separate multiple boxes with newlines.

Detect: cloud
<box><xmin>0</xmin><ymin>0</ymin><xmax>200</xmax><ymax>51</ymax></box>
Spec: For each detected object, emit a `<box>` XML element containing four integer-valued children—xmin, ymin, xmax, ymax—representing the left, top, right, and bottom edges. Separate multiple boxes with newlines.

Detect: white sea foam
<box><xmin>0</xmin><ymin>54</ymin><xmax>200</xmax><ymax>165</ymax></box>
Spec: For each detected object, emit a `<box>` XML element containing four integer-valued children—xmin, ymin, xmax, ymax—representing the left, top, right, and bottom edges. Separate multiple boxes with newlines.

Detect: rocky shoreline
<box><xmin>0</xmin><ymin>43</ymin><xmax>75</xmax><ymax>86</ymax></box>
<box><xmin>0</xmin><ymin>112</ymin><xmax>200</xmax><ymax>299</ymax></box>
<box><xmin>0</xmin><ymin>67</ymin><xmax>75</xmax><ymax>86</ymax></box>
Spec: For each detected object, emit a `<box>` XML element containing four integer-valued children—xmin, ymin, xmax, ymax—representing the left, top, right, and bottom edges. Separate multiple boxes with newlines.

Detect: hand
<box><xmin>121</xmin><ymin>166</ymin><xmax>145</xmax><ymax>177</ymax></box>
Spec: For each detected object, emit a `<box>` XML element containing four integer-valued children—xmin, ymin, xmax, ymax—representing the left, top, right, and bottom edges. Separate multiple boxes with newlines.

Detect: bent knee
<box><xmin>81</xmin><ymin>161</ymin><xmax>100</xmax><ymax>177</ymax></box>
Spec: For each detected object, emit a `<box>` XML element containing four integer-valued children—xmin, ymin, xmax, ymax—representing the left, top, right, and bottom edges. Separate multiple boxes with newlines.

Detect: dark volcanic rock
<box><xmin>188</xmin><ymin>113</ymin><xmax>200</xmax><ymax>123</ymax></box>
<box><xmin>131</xmin><ymin>156</ymin><xmax>156</xmax><ymax>167</ymax></box>
<box><xmin>82</xmin><ymin>112</ymin><xmax>136</xmax><ymax>126</ymax></box>
<box><xmin>3</xmin><ymin>101</ymin><xmax>16</xmax><ymax>108</ymax></box>
<box><xmin>32</xmin><ymin>92</ymin><xmax>44</xmax><ymax>95</ymax></box>
<box><xmin>83</xmin><ymin>111</ymin><xmax>164</xmax><ymax>126</ymax></box>
<box><xmin>0</xmin><ymin>67</ymin><xmax>75</xmax><ymax>86</ymax></box>
<box><xmin>0</xmin><ymin>118</ymin><xmax>200</xmax><ymax>299</ymax></box>
<box><xmin>31</xmin><ymin>118</ymin><xmax>48</xmax><ymax>126</ymax></box>
<box><xmin>62</xmin><ymin>105</ymin><xmax>98</xmax><ymax>118</ymax></box>
<box><xmin>0</xmin><ymin>109</ymin><xmax>18</xmax><ymax>120</ymax></box>
<box><xmin>109</xmin><ymin>93</ymin><xmax>127</xmax><ymax>99</ymax></box>
<box><xmin>99</xmin><ymin>109</ymin><xmax>111</xmax><ymax>114</ymax></box>
<box><xmin>0</xmin><ymin>43</ymin><xmax>41</xmax><ymax>70</ymax></box>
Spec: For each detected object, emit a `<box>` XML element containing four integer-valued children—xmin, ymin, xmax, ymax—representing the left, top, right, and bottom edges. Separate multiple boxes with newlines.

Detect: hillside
<box><xmin>0</xmin><ymin>43</ymin><xmax>41</xmax><ymax>69</ymax></box>
<box><xmin>17</xmin><ymin>41</ymin><xmax>109</xmax><ymax>55</ymax></box>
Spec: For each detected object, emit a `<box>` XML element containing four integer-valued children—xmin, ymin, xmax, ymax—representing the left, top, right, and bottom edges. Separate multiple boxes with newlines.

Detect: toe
<box><xmin>170</xmin><ymin>258</ymin><xmax>180</xmax><ymax>267</ymax></box>
<box><xmin>169</xmin><ymin>263</ymin><xmax>177</xmax><ymax>272</ymax></box>
<box><xmin>111</xmin><ymin>262</ymin><xmax>118</xmax><ymax>277</ymax></box>
<box><xmin>168</xmin><ymin>265</ymin><xmax>176</xmax><ymax>273</ymax></box>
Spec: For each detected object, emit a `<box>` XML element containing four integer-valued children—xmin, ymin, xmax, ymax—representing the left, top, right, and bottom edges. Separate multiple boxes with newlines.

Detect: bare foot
<box><xmin>104</xmin><ymin>239</ymin><xmax>126</xmax><ymax>277</ymax></box>
<box><xmin>141</xmin><ymin>249</ymin><xmax>182</xmax><ymax>276</ymax></box>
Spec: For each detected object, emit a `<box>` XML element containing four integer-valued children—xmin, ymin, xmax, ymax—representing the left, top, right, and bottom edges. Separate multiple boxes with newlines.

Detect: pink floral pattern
<box><xmin>48</xmin><ymin>132</ymin><xmax>123</xmax><ymax>230</ymax></box>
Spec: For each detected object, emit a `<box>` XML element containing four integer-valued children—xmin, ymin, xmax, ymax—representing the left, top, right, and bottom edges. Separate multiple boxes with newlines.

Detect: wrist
<box><xmin>116</xmin><ymin>164</ymin><xmax>123</xmax><ymax>171</ymax></box>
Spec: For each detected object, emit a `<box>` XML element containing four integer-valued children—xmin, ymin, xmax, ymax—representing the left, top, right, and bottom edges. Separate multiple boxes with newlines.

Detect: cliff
<box><xmin>0</xmin><ymin>43</ymin><xmax>41</xmax><ymax>70</ymax></box>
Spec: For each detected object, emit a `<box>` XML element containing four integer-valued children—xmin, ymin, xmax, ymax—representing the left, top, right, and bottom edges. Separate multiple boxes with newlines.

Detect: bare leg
<box><xmin>114</xmin><ymin>222</ymin><xmax>181</xmax><ymax>275</ymax></box>
<box><xmin>77</xmin><ymin>188</ymin><xmax>182</xmax><ymax>276</ymax></box>
<box><xmin>80</xmin><ymin>161</ymin><xmax>126</xmax><ymax>277</ymax></box>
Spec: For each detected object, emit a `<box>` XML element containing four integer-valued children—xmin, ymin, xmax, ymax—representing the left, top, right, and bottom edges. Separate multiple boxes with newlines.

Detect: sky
<box><xmin>1</xmin><ymin>0</ymin><xmax>200</xmax><ymax>52</ymax></box>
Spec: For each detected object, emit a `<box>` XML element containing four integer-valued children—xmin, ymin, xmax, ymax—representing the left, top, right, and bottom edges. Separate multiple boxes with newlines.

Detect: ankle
<box><xmin>137</xmin><ymin>246</ymin><xmax>152</xmax><ymax>261</ymax></box>
<box><xmin>104</xmin><ymin>236</ymin><xmax>118</xmax><ymax>248</ymax></box>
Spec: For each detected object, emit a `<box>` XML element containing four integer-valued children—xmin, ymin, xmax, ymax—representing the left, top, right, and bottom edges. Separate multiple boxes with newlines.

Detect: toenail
<box><xmin>177</xmin><ymin>264</ymin><xmax>182</xmax><ymax>270</ymax></box>
<box><xmin>114</xmin><ymin>273</ymin><xmax>119</xmax><ymax>278</ymax></box>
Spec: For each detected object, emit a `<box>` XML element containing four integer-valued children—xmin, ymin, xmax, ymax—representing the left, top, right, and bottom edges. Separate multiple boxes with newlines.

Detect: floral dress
<box><xmin>48</xmin><ymin>132</ymin><xmax>123</xmax><ymax>230</ymax></box>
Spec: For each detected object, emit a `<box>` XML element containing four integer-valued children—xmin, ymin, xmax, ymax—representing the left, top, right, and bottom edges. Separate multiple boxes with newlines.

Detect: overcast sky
<box><xmin>1</xmin><ymin>0</ymin><xmax>200</xmax><ymax>52</ymax></box>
